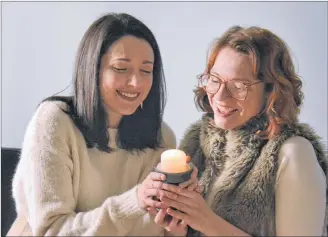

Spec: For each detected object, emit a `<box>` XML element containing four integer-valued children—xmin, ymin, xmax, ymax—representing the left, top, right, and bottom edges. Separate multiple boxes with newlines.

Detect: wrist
<box><xmin>165</xmin><ymin>229</ymin><xmax>187</xmax><ymax>237</ymax></box>
<box><xmin>203</xmin><ymin>211</ymin><xmax>221</xmax><ymax>236</ymax></box>
<box><xmin>136</xmin><ymin>184</ymin><xmax>145</xmax><ymax>209</ymax></box>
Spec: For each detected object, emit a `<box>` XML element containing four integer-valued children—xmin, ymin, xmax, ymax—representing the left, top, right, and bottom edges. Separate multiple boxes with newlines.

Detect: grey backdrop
<box><xmin>1</xmin><ymin>2</ymin><xmax>327</xmax><ymax>148</ymax></box>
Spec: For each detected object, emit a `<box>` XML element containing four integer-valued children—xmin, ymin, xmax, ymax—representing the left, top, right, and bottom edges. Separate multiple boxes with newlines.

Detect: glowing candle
<box><xmin>160</xmin><ymin>149</ymin><xmax>190</xmax><ymax>173</ymax></box>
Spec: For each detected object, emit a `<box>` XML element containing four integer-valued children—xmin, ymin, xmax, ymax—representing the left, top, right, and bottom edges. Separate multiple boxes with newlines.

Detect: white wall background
<box><xmin>2</xmin><ymin>1</ymin><xmax>327</xmax><ymax>148</ymax></box>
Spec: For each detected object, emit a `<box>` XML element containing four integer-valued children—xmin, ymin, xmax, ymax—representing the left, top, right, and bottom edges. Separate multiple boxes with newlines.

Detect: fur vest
<box><xmin>179</xmin><ymin>113</ymin><xmax>328</xmax><ymax>236</ymax></box>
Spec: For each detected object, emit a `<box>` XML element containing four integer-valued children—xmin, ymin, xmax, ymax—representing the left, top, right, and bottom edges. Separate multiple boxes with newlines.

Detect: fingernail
<box><xmin>161</xmin><ymin>175</ymin><xmax>166</xmax><ymax>180</ymax></box>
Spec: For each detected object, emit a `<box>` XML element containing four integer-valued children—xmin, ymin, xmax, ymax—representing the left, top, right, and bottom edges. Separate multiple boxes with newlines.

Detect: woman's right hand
<box><xmin>154</xmin><ymin>209</ymin><xmax>188</xmax><ymax>236</ymax></box>
<box><xmin>137</xmin><ymin>172</ymin><xmax>181</xmax><ymax>210</ymax></box>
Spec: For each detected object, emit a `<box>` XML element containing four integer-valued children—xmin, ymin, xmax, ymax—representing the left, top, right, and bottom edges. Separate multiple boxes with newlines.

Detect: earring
<box><xmin>140</xmin><ymin>102</ymin><xmax>143</xmax><ymax>110</ymax></box>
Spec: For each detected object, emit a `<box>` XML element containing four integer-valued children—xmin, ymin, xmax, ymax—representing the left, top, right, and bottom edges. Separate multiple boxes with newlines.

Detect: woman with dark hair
<box><xmin>153</xmin><ymin>26</ymin><xmax>328</xmax><ymax>236</ymax></box>
<box><xmin>10</xmin><ymin>13</ymin><xmax>198</xmax><ymax>236</ymax></box>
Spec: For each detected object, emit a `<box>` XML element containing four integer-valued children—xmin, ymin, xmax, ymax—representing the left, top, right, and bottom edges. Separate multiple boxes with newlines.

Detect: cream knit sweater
<box><xmin>12</xmin><ymin>101</ymin><xmax>176</xmax><ymax>236</ymax></box>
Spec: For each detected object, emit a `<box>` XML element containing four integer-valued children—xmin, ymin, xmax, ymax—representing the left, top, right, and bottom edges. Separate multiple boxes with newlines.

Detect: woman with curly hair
<box><xmin>152</xmin><ymin>26</ymin><xmax>327</xmax><ymax>236</ymax></box>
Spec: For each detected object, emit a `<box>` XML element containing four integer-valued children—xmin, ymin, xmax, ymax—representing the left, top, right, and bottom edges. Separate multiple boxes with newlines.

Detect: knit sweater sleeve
<box><xmin>13</xmin><ymin>102</ymin><xmax>150</xmax><ymax>236</ymax></box>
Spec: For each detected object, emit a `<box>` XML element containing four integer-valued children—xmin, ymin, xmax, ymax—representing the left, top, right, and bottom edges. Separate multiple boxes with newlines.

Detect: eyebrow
<box><xmin>210</xmin><ymin>71</ymin><xmax>252</xmax><ymax>82</ymax></box>
<box><xmin>113</xmin><ymin>58</ymin><xmax>154</xmax><ymax>65</ymax></box>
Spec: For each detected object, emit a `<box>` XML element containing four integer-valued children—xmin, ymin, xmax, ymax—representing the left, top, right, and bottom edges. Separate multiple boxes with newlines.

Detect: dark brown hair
<box><xmin>43</xmin><ymin>13</ymin><xmax>166</xmax><ymax>153</ymax></box>
<box><xmin>195</xmin><ymin>26</ymin><xmax>304</xmax><ymax>139</ymax></box>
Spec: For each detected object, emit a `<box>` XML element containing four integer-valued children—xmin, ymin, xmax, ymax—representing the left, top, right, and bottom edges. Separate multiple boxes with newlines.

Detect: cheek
<box><xmin>142</xmin><ymin>78</ymin><xmax>153</xmax><ymax>95</ymax></box>
<box><xmin>100</xmin><ymin>74</ymin><xmax>125</xmax><ymax>95</ymax></box>
<box><xmin>207</xmin><ymin>93</ymin><xmax>214</xmax><ymax>106</ymax></box>
<box><xmin>101</xmin><ymin>74</ymin><xmax>123</xmax><ymax>89</ymax></box>
<box><xmin>146</xmin><ymin>78</ymin><xmax>153</xmax><ymax>90</ymax></box>
<box><xmin>239</xmin><ymin>90</ymin><xmax>263</xmax><ymax>115</ymax></box>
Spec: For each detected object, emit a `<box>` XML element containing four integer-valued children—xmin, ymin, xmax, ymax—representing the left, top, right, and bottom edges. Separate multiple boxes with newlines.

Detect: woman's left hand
<box><xmin>178</xmin><ymin>165</ymin><xmax>203</xmax><ymax>192</ymax></box>
<box><xmin>160</xmin><ymin>189</ymin><xmax>215</xmax><ymax>233</ymax></box>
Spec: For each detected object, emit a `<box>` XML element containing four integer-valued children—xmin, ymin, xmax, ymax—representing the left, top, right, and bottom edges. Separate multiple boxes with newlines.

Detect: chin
<box><xmin>214</xmin><ymin>116</ymin><xmax>239</xmax><ymax>130</ymax></box>
<box><xmin>214</xmin><ymin>121</ymin><xmax>235</xmax><ymax>130</ymax></box>
<box><xmin>120</xmin><ymin>107</ymin><xmax>139</xmax><ymax>116</ymax></box>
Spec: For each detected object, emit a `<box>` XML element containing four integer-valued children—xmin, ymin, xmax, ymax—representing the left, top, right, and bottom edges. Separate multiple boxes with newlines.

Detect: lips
<box><xmin>116</xmin><ymin>90</ymin><xmax>140</xmax><ymax>101</ymax></box>
<box><xmin>217</xmin><ymin>106</ymin><xmax>238</xmax><ymax>117</ymax></box>
<box><xmin>117</xmin><ymin>90</ymin><xmax>139</xmax><ymax>98</ymax></box>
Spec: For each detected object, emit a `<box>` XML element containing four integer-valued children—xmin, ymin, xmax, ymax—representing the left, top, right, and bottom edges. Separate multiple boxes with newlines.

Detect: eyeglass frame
<box><xmin>197</xmin><ymin>73</ymin><xmax>264</xmax><ymax>101</ymax></box>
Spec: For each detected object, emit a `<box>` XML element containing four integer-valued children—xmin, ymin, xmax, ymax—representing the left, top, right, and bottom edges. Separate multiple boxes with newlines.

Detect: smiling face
<box><xmin>99</xmin><ymin>35</ymin><xmax>154</xmax><ymax>128</ymax></box>
<box><xmin>208</xmin><ymin>47</ymin><xmax>265</xmax><ymax>130</ymax></box>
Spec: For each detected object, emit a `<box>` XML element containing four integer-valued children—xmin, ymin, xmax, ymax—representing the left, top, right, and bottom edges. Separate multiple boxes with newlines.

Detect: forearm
<box><xmin>164</xmin><ymin>230</ymin><xmax>185</xmax><ymax>237</ymax></box>
<box><xmin>26</xmin><ymin>185</ymin><xmax>146</xmax><ymax>236</ymax></box>
<box><xmin>204</xmin><ymin>213</ymin><xmax>250</xmax><ymax>237</ymax></box>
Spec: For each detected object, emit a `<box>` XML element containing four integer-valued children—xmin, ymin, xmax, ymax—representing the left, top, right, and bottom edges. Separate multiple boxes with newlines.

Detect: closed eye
<box><xmin>232</xmin><ymin>81</ymin><xmax>248</xmax><ymax>90</ymax></box>
<box><xmin>110</xmin><ymin>66</ymin><xmax>127</xmax><ymax>73</ymax></box>
<box><xmin>209</xmin><ymin>77</ymin><xmax>220</xmax><ymax>83</ymax></box>
<box><xmin>140</xmin><ymin>69</ymin><xmax>152</xmax><ymax>74</ymax></box>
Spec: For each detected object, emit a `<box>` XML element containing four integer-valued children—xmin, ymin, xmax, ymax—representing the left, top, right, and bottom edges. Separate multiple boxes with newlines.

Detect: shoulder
<box><xmin>178</xmin><ymin>119</ymin><xmax>203</xmax><ymax>157</ymax></box>
<box><xmin>277</xmin><ymin>136</ymin><xmax>326</xmax><ymax>183</ymax></box>
<box><xmin>180</xmin><ymin>120</ymin><xmax>202</xmax><ymax>145</ymax></box>
<box><xmin>275</xmin><ymin>136</ymin><xmax>327</xmax><ymax>236</ymax></box>
<box><xmin>27</xmin><ymin>100</ymin><xmax>74</xmax><ymax>137</ymax></box>
<box><xmin>177</xmin><ymin>118</ymin><xmax>211</xmax><ymax>173</ymax></box>
<box><xmin>183</xmin><ymin>120</ymin><xmax>203</xmax><ymax>140</ymax></box>
<box><xmin>161</xmin><ymin>121</ymin><xmax>177</xmax><ymax>149</ymax></box>
<box><xmin>279</xmin><ymin>136</ymin><xmax>319</xmax><ymax>163</ymax></box>
<box><xmin>19</xmin><ymin>101</ymin><xmax>78</xmax><ymax>169</ymax></box>
<box><xmin>34</xmin><ymin>100</ymin><xmax>69</xmax><ymax>122</ymax></box>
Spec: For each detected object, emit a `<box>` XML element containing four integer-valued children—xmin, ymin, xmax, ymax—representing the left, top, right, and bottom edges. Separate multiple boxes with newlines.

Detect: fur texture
<box><xmin>179</xmin><ymin>113</ymin><xmax>328</xmax><ymax>237</ymax></box>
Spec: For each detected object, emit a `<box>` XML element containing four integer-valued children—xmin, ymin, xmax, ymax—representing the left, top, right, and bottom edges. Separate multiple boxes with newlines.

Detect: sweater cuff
<box><xmin>108</xmin><ymin>184</ymin><xmax>147</xmax><ymax>220</ymax></box>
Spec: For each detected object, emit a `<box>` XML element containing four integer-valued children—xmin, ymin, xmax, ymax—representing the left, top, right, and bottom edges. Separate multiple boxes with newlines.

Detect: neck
<box><xmin>236</xmin><ymin>114</ymin><xmax>268</xmax><ymax>133</ymax></box>
<box><xmin>108</xmin><ymin>112</ymin><xmax>122</xmax><ymax>129</ymax></box>
<box><xmin>204</xmin><ymin>113</ymin><xmax>268</xmax><ymax>138</ymax></box>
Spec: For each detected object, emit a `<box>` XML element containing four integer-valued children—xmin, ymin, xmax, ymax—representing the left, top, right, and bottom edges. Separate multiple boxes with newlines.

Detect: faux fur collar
<box><xmin>180</xmin><ymin>113</ymin><xmax>328</xmax><ymax>236</ymax></box>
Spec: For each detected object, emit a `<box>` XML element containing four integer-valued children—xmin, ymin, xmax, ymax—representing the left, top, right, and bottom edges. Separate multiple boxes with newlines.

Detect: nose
<box><xmin>127</xmin><ymin>73</ymin><xmax>141</xmax><ymax>87</ymax></box>
<box><xmin>213</xmin><ymin>83</ymin><xmax>230</xmax><ymax>102</ymax></box>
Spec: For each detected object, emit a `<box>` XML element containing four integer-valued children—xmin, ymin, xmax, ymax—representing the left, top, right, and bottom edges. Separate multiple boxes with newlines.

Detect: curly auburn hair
<box><xmin>195</xmin><ymin>26</ymin><xmax>304</xmax><ymax>139</ymax></box>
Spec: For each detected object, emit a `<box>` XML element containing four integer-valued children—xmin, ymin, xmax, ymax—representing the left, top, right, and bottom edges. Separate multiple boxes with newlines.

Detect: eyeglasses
<box><xmin>197</xmin><ymin>73</ymin><xmax>263</xmax><ymax>101</ymax></box>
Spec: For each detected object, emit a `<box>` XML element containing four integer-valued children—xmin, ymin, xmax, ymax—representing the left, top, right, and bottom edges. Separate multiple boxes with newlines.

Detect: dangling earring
<box><xmin>140</xmin><ymin>102</ymin><xmax>143</xmax><ymax>110</ymax></box>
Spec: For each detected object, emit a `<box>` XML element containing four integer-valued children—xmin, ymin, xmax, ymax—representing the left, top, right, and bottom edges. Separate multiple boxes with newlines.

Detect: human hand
<box><xmin>160</xmin><ymin>189</ymin><xmax>214</xmax><ymax>233</ymax></box>
<box><xmin>178</xmin><ymin>165</ymin><xmax>202</xmax><ymax>192</ymax></box>
<box><xmin>148</xmin><ymin>208</ymin><xmax>188</xmax><ymax>236</ymax></box>
<box><xmin>146</xmin><ymin>162</ymin><xmax>204</xmax><ymax>234</ymax></box>
<box><xmin>137</xmin><ymin>172</ymin><xmax>182</xmax><ymax>210</ymax></box>
<box><xmin>156</xmin><ymin>160</ymin><xmax>202</xmax><ymax>193</ymax></box>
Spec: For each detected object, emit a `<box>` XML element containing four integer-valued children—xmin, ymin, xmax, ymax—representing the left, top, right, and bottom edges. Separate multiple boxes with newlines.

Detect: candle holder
<box><xmin>153</xmin><ymin>162</ymin><xmax>194</xmax><ymax>185</ymax></box>
<box><xmin>152</xmin><ymin>163</ymin><xmax>194</xmax><ymax>219</ymax></box>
